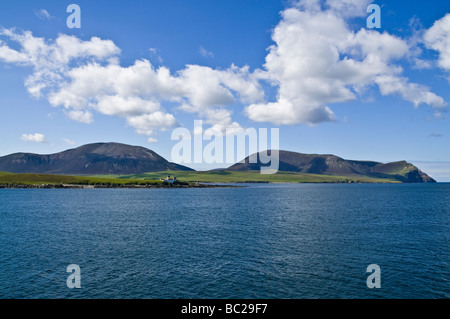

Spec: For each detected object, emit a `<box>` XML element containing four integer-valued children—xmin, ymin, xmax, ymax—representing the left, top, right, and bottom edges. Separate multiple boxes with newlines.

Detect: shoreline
<box><xmin>1</xmin><ymin>181</ymin><xmax>439</xmax><ymax>189</ymax></box>
<box><xmin>0</xmin><ymin>183</ymin><xmax>242</xmax><ymax>189</ymax></box>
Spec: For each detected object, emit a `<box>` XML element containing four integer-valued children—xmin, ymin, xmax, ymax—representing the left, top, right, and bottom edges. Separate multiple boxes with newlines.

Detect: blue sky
<box><xmin>1</xmin><ymin>0</ymin><xmax>450</xmax><ymax>180</ymax></box>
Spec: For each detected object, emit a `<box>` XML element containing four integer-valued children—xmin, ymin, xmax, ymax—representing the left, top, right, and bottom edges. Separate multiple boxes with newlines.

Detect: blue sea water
<box><xmin>0</xmin><ymin>183</ymin><xmax>448</xmax><ymax>299</ymax></box>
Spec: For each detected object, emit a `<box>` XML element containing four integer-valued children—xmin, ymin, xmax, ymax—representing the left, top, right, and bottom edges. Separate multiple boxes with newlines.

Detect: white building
<box><xmin>161</xmin><ymin>175</ymin><xmax>177</xmax><ymax>184</ymax></box>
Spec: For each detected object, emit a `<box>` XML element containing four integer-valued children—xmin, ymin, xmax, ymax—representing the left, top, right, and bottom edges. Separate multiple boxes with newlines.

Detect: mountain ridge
<box><xmin>0</xmin><ymin>142</ymin><xmax>193</xmax><ymax>175</ymax></box>
<box><xmin>0</xmin><ymin>144</ymin><xmax>436</xmax><ymax>182</ymax></box>
<box><xmin>227</xmin><ymin>150</ymin><xmax>436</xmax><ymax>183</ymax></box>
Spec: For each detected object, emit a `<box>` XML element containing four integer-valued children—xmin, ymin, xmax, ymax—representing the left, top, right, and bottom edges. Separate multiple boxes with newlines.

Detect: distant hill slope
<box><xmin>0</xmin><ymin>142</ymin><xmax>193</xmax><ymax>175</ymax></box>
<box><xmin>227</xmin><ymin>150</ymin><xmax>436</xmax><ymax>183</ymax></box>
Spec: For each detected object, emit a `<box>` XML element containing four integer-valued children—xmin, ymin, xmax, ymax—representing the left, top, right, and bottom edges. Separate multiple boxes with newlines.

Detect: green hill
<box><xmin>227</xmin><ymin>151</ymin><xmax>436</xmax><ymax>183</ymax></box>
<box><xmin>0</xmin><ymin>145</ymin><xmax>436</xmax><ymax>184</ymax></box>
<box><xmin>0</xmin><ymin>142</ymin><xmax>193</xmax><ymax>175</ymax></box>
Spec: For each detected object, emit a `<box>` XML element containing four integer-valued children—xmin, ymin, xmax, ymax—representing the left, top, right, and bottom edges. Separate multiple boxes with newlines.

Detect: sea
<box><xmin>0</xmin><ymin>183</ymin><xmax>448</xmax><ymax>299</ymax></box>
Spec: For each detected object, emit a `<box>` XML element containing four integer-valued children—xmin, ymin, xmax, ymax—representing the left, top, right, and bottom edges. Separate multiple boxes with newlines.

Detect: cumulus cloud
<box><xmin>246</xmin><ymin>0</ymin><xmax>446</xmax><ymax>125</ymax></box>
<box><xmin>0</xmin><ymin>0</ymin><xmax>448</xmax><ymax>139</ymax></box>
<box><xmin>424</xmin><ymin>13</ymin><xmax>450</xmax><ymax>72</ymax></box>
<box><xmin>177</xmin><ymin>64</ymin><xmax>263</xmax><ymax>132</ymax></box>
<box><xmin>0</xmin><ymin>29</ymin><xmax>265</xmax><ymax>140</ymax></box>
<box><xmin>21</xmin><ymin>133</ymin><xmax>48</xmax><ymax>143</ymax></box>
<box><xmin>65</xmin><ymin>110</ymin><xmax>94</xmax><ymax>124</ymax></box>
<box><xmin>0</xmin><ymin>41</ymin><xmax>28</xmax><ymax>63</ymax></box>
<box><xmin>375</xmin><ymin>75</ymin><xmax>445</xmax><ymax>108</ymax></box>
<box><xmin>48</xmin><ymin>59</ymin><xmax>261</xmax><ymax>136</ymax></box>
<box><xmin>0</xmin><ymin>28</ymin><xmax>120</xmax><ymax>99</ymax></box>
<box><xmin>126</xmin><ymin>112</ymin><xmax>178</xmax><ymax>135</ymax></box>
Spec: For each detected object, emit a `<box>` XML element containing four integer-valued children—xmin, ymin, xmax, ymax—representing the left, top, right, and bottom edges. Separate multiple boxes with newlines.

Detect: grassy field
<box><xmin>0</xmin><ymin>172</ymin><xmax>163</xmax><ymax>186</ymax></box>
<box><xmin>107</xmin><ymin>170</ymin><xmax>400</xmax><ymax>183</ymax></box>
<box><xmin>0</xmin><ymin>170</ymin><xmax>401</xmax><ymax>186</ymax></box>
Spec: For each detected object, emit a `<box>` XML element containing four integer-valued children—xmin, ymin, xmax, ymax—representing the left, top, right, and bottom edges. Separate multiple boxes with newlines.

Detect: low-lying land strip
<box><xmin>0</xmin><ymin>172</ymin><xmax>229</xmax><ymax>188</ymax></box>
<box><xmin>90</xmin><ymin>170</ymin><xmax>401</xmax><ymax>184</ymax></box>
<box><xmin>0</xmin><ymin>170</ymin><xmax>401</xmax><ymax>188</ymax></box>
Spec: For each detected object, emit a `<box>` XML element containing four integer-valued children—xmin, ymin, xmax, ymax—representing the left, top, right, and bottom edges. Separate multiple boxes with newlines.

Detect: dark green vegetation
<box><xmin>112</xmin><ymin>170</ymin><xmax>401</xmax><ymax>183</ymax></box>
<box><xmin>228</xmin><ymin>151</ymin><xmax>436</xmax><ymax>183</ymax></box>
<box><xmin>0</xmin><ymin>142</ymin><xmax>192</xmax><ymax>175</ymax></box>
<box><xmin>0</xmin><ymin>143</ymin><xmax>436</xmax><ymax>184</ymax></box>
<box><xmin>0</xmin><ymin>171</ymin><xmax>164</xmax><ymax>187</ymax></box>
<box><xmin>0</xmin><ymin>170</ymin><xmax>399</xmax><ymax>186</ymax></box>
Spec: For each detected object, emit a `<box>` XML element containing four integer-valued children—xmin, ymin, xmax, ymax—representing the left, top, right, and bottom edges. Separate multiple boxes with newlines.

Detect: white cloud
<box><xmin>375</xmin><ymin>75</ymin><xmax>446</xmax><ymax>108</ymax></box>
<box><xmin>325</xmin><ymin>0</ymin><xmax>373</xmax><ymax>17</ymax></box>
<box><xmin>47</xmin><ymin>59</ymin><xmax>261</xmax><ymax>136</ymax></box>
<box><xmin>126</xmin><ymin>112</ymin><xmax>178</xmax><ymax>138</ymax></box>
<box><xmin>177</xmin><ymin>64</ymin><xmax>263</xmax><ymax>132</ymax></box>
<box><xmin>1</xmin><ymin>1</ymin><xmax>449</xmax><ymax>140</ymax></box>
<box><xmin>0</xmin><ymin>29</ymin><xmax>120</xmax><ymax>99</ymax></box>
<box><xmin>199</xmin><ymin>46</ymin><xmax>214</xmax><ymax>58</ymax></box>
<box><xmin>0</xmin><ymin>31</ymin><xmax>181</xmax><ymax>139</ymax></box>
<box><xmin>35</xmin><ymin>9</ymin><xmax>54</xmax><ymax>21</ymax></box>
<box><xmin>62</xmin><ymin>138</ymin><xmax>76</xmax><ymax>145</ymax></box>
<box><xmin>406</xmin><ymin>17</ymin><xmax>434</xmax><ymax>70</ymax></box>
<box><xmin>424</xmin><ymin>13</ymin><xmax>450</xmax><ymax>72</ymax></box>
<box><xmin>0</xmin><ymin>41</ymin><xmax>28</xmax><ymax>63</ymax></box>
<box><xmin>96</xmin><ymin>96</ymin><xmax>161</xmax><ymax>117</ymax></box>
<box><xmin>65</xmin><ymin>110</ymin><xmax>94</xmax><ymax>124</ymax></box>
<box><xmin>49</xmin><ymin>60</ymin><xmax>263</xmax><ymax>137</ymax></box>
<box><xmin>246</xmin><ymin>1</ymin><xmax>446</xmax><ymax>125</ymax></box>
<box><xmin>0</xmin><ymin>28</ymin><xmax>264</xmax><ymax>139</ymax></box>
<box><xmin>149</xmin><ymin>47</ymin><xmax>163</xmax><ymax>64</ymax></box>
<box><xmin>21</xmin><ymin>133</ymin><xmax>48</xmax><ymax>143</ymax></box>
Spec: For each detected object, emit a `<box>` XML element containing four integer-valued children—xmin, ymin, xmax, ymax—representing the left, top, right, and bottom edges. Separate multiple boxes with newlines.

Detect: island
<box><xmin>0</xmin><ymin>142</ymin><xmax>436</xmax><ymax>187</ymax></box>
